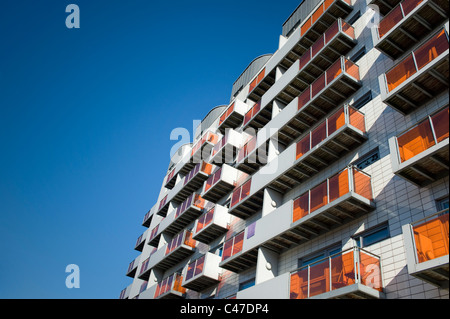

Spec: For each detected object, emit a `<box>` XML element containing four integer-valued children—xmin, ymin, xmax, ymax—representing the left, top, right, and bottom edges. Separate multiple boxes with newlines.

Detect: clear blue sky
<box><xmin>0</xmin><ymin>0</ymin><xmax>302</xmax><ymax>298</ymax></box>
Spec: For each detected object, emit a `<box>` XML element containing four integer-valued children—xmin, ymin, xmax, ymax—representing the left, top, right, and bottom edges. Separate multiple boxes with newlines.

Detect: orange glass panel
<box><xmin>311</xmin><ymin>121</ymin><xmax>327</xmax><ymax>148</ymax></box>
<box><xmin>249</xmin><ymin>78</ymin><xmax>257</xmax><ymax>93</ymax></box>
<box><xmin>378</xmin><ymin>5</ymin><xmax>403</xmax><ymax>38</ymax></box>
<box><xmin>257</xmin><ymin>69</ymin><xmax>266</xmax><ymax>83</ymax></box>
<box><xmin>196</xmin><ymin>214</ymin><xmax>206</xmax><ymax>234</ymax></box>
<box><xmin>312</xmin><ymin>4</ymin><xmax>324</xmax><ymax>24</ymax></box>
<box><xmin>212</xmin><ymin>168</ymin><xmax>221</xmax><ymax>185</ymax></box>
<box><xmin>385</xmin><ymin>55</ymin><xmax>417</xmax><ymax>92</ymax></box>
<box><xmin>296</xmin><ymin>134</ymin><xmax>311</xmax><ymax>160</ymax></box>
<box><xmin>293</xmin><ymin>192</ymin><xmax>309</xmax><ymax>223</ymax></box>
<box><xmin>324</xmin><ymin>0</ymin><xmax>335</xmax><ymax>10</ymax></box>
<box><xmin>401</xmin><ymin>0</ymin><xmax>424</xmax><ymax>16</ymax></box>
<box><xmin>397</xmin><ymin>119</ymin><xmax>435</xmax><ymax>162</ymax></box>
<box><xmin>298</xmin><ymin>88</ymin><xmax>311</xmax><ymax>110</ymax></box>
<box><xmin>301</xmin><ymin>18</ymin><xmax>312</xmax><ymax>36</ymax></box>
<box><xmin>341</xmin><ymin>20</ymin><xmax>355</xmax><ymax>39</ymax></box>
<box><xmin>173</xmin><ymin>274</ymin><xmax>186</xmax><ymax>294</ymax></box>
<box><xmin>290</xmin><ymin>268</ymin><xmax>309</xmax><ymax>299</ymax></box>
<box><xmin>204</xmin><ymin>208</ymin><xmax>214</xmax><ymax>226</ymax></box>
<box><xmin>194</xmin><ymin>256</ymin><xmax>205</xmax><ymax>277</ymax></box>
<box><xmin>326</xmin><ymin>59</ymin><xmax>342</xmax><ymax>85</ymax></box>
<box><xmin>331</xmin><ymin>251</ymin><xmax>355</xmax><ymax>290</ymax></box>
<box><xmin>312</xmin><ymin>73</ymin><xmax>326</xmax><ymax>98</ymax></box>
<box><xmin>353</xmin><ymin>168</ymin><xmax>373</xmax><ymax>200</ymax></box>
<box><xmin>359</xmin><ymin>251</ymin><xmax>383</xmax><ymax>291</ymax></box>
<box><xmin>310</xmin><ymin>181</ymin><xmax>328</xmax><ymax>213</ymax></box>
<box><xmin>414</xmin><ymin>213</ymin><xmax>449</xmax><ymax>263</ymax></box>
<box><xmin>300</xmin><ymin>48</ymin><xmax>312</xmax><ymax>69</ymax></box>
<box><xmin>349</xmin><ymin>107</ymin><xmax>365</xmax><ymax>132</ymax></box>
<box><xmin>231</xmin><ymin>188</ymin><xmax>241</xmax><ymax>208</ymax></box>
<box><xmin>186</xmin><ymin>262</ymin><xmax>195</xmax><ymax>281</ymax></box>
<box><xmin>327</xmin><ymin>107</ymin><xmax>346</xmax><ymax>136</ymax></box>
<box><xmin>324</xmin><ymin>20</ymin><xmax>339</xmax><ymax>44</ymax></box>
<box><xmin>244</xmin><ymin>109</ymin><xmax>253</xmax><ymax>126</ymax></box>
<box><xmin>241</xmin><ymin>180</ymin><xmax>251</xmax><ymax>201</ymax></box>
<box><xmin>328</xmin><ymin>169</ymin><xmax>349</xmax><ymax>203</ymax></box>
<box><xmin>201</xmin><ymin>162</ymin><xmax>213</xmax><ymax>175</ymax></box>
<box><xmin>312</xmin><ymin>35</ymin><xmax>325</xmax><ymax>57</ymax></box>
<box><xmin>345</xmin><ymin>59</ymin><xmax>360</xmax><ymax>80</ymax></box>
<box><xmin>414</xmin><ymin>29</ymin><xmax>449</xmax><ymax>71</ymax></box>
<box><xmin>233</xmin><ymin>232</ymin><xmax>245</xmax><ymax>255</ymax></box>
<box><xmin>205</xmin><ymin>175</ymin><xmax>214</xmax><ymax>193</ymax></box>
<box><xmin>431</xmin><ymin>107</ymin><xmax>449</xmax><ymax>143</ymax></box>
<box><xmin>308</xmin><ymin>260</ymin><xmax>330</xmax><ymax>298</ymax></box>
<box><xmin>222</xmin><ymin>239</ymin><xmax>233</xmax><ymax>261</ymax></box>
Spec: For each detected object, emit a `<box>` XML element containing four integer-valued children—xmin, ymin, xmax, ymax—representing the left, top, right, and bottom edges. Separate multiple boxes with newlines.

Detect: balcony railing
<box><xmin>390</xmin><ymin>106</ymin><xmax>449</xmax><ymax>186</ymax></box>
<box><xmin>380</xmin><ymin>28</ymin><xmax>449</xmax><ymax>115</ymax></box>
<box><xmin>164</xmin><ymin>168</ymin><xmax>177</xmax><ymax>189</ymax></box>
<box><xmin>375</xmin><ymin>0</ymin><xmax>449</xmax><ymax>59</ymax></box>
<box><xmin>182</xmin><ymin>253</ymin><xmax>223</xmax><ymax>291</ymax></box>
<box><xmin>235</xmin><ymin>136</ymin><xmax>268</xmax><ymax>174</ymax></box>
<box><xmin>126</xmin><ymin>259</ymin><xmax>137</xmax><ymax>278</ymax></box>
<box><xmin>135</xmin><ymin>233</ymin><xmax>145</xmax><ymax>252</ymax></box>
<box><xmin>142</xmin><ymin>209</ymin><xmax>153</xmax><ymax>227</ymax></box>
<box><xmin>210</xmin><ymin>130</ymin><xmax>243</xmax><ymax>165</ymax></box>
<box><xmin>193</xmin><ymin>205</ymin><xmax>231</xmax><ymax>243</ymax></box>
<box><xmin>402</xmin><ymin>209</ymin><xmax>449</xmax><ymax>288</ymax></box>
<box><xmin>202</xmin><ymin>165</ymin><xmax>244</xmax><ymax>202</ymax></box>
<box><xmin>222</xmin><ymin>232</ymin><xmax>245</xmax><ymax>263</ymax></box>
<box><xmin>293</xmin><ymin>167</ymin><xmax>373</xmax><ymax>223</ymax></box>
<box><xmin>157</xmin><ymin>195</ymin><xmax>169</xmax><ymax>216</ymax></box>
<box><xmin>217</xmin><ymin>100</ymin><xmax>249</xmax><ymax>133</ymax></box>
<box><xmin>166</xmin><ymin>230</ymin><xmax>196</xmax><ymax>256</ymax></box>
<box><xmin>290</xmin><ymin>247</ymin><xmax>383</xmax><ymax>299</ymax></box>
<box><xmin>154</xmin><ymin>273</ymin><xmax>186</xmax><ymax>299</ymax></box>
<box><xmin>171</xmin><ymin>161</ymin><xmax>213</xmax><ymax>204</ymax></box>
<box><xmin>148</xmin><ymin>224</ymin><xmax>160</xmax><ymax>247</ymax></box>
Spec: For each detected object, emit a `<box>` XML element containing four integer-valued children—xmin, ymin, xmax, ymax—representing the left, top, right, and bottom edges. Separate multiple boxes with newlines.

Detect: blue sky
<box><xmin>0</xmin><ymin>0</ymin><xmax>302</xmax><ymax>298</ymax></box>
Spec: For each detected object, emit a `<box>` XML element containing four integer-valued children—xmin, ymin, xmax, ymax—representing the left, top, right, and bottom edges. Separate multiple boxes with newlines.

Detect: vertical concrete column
<box><xmin>272</xmin><ymin>100</ymin><xmax>286</xmax><ymax>119</ymax></box>
<box><xmin>255</xmin><ymin>247</ymin><xmax>279</xmax><ymax>285</ymax></box>
<box><xmin>262</xmin><ymin>188</ymin><xmax>283</xmax><ymax>217</ymax></box>
<box><xmin>148</xmin><ymin>268</ymin><xmax>164</xmax><ymax>288</ymax></box>
<box><xmin>159</xmin><ymin>232</ymin><xmax>171</xmax><ymax>250</ymax></box>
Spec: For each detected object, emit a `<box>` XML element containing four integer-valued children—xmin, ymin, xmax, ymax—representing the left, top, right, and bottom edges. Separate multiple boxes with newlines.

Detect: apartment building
<box><xmin>120</xmin><ymin>0</ymin><xmax>449</xmax><ymax>300</ymax></box>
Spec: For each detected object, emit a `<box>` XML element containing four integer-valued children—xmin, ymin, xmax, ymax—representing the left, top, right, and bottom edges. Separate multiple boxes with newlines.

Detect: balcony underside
<box><xmin>383</xmin><ymin>53</ymin><xmax>449</xmax><ymax>115</ymax></box>
<box><xmin>245</xmin><ymin>105</ymin><xmax>273</xmax><ymax>130</ymax></box>
<box><xmin>172</xmin><ymin>175</ymin><xmax>209</xmax><ymax>204</ymax></box>
<box><xmin>248</xmin><ymin>70</ymin><xmax>276</xmax><ymax>102</ymax></box>
<box><xmin>271</xmin><ymin>126</ymin><xmax>367</xmax><ymax>193</ymax></box>
<box><xmin>183</xmin><ymin>276</ymin><xmax>221</xmax><ymax>292</ymax></box>
<box><xmin>165</xmin><ymin>206</ymin><xmax>204</xmax><ymax>237</ymax></box>
<box><xmin>376</xmin><ymin>1</ymin><xmax>449</xmax><ymax>59</ymax></box>
<box><xmin>228</xmin><ymin>189</ymin><xmax>264</xmax><ymax>220</ymax></box>
<box><xmin>411</xmin><ymin>260</ymin><xmax>449</xmax><ymax>288</ymax></box>
<box><xmin>142</xmin><ymin>215</ymin><xmax>152</xmax><ymax>228</ymax></box>
<box><xmin>157</xmin><ymin>203</ymin><xmax>170</xmax><ymax>217</ymax></box>
<box><xmin>126</xmin><ymin>267</ymin><xmax>137</xmax><ymax>279</ymax></box>
<box><xmin>148</xmin><ymin>233</ymin><xmax>162</xmax><ymax>247</ymax></box>
<box><xmin>236</xmin><ymin>142</ymin><xmax>269</xmax><ymax>175</ymax></box>
<box><xmin>202</xmin><ymin>180</ymin><xmax>235</xmax><ymax>202</ymax></box>
<box><xmin>394</xmin><ymin>142</ymin><xmax>449</xmax><ymax>187</ymax></box>
<box><xmin>165</xmin><ymin>177</ymin><xmax>176</xmax><ymax>190</ymax></box>
<box><xmin>135</xmin><ymin>241</ymin><xmax>145</xmax><ymax>252</ymax></box>
<box><xmin>369</xmin><ymin>0</ymin><xmax>402</xmax><ymax>16</ymax></box>
<box><xmin>157</xmin><ymin>291</ymin><xmax>185</xmax><ymax>300</ymax></box>
<box><xmin>218</xmin><ymin>112</ymin><xmax>245</xmax><ymax>134</ymax></box>
<box><xmin>193</xmin><ymin>223</ymin><xmax>229</xmax><ymax>244</ymax></box>
<box><xmin>312</xmin><ymin>283</ymin><xmax>385</xmax><ymax>299</ymax></box>
<box><xmin>138</xmin><ymin>268</ymin><xmax>151</xmax><ymax>281</ymax></box>
<box><xmin>154</xmin><ymin>246</ymin><xmax>195</xmax><ymax>271</ymax></box>
<box><xmin>220</xmin><ymin>248</ymin><xmax>259</xmax><ymax>273</ymax></box>
<box><xmin>262</xmin><ymin>194</ymin><xmax>375</xmax><ymax>254</ymax></box>
<box><xmin>211</xmin><ymin>146</ymin><xmax>238</xmax><ymax>166</ymax></box>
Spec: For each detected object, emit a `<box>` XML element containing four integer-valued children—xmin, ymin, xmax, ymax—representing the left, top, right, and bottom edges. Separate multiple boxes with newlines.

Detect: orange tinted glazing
<box><xmin>413</xmin><ymin>212</ymin><xmax>449</xmax><ymax>263</ymax></box>
<box><xmin>397</xmin><ymin>119</ymin><xmax>435</xmax><ymax>162</ymax></box>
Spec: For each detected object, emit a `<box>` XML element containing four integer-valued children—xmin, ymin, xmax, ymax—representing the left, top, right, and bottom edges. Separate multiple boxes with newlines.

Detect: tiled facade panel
<box><xmin>121</xmin><ymin>0</ymin><xmax>449</xmax><ymax>299</ymax></box>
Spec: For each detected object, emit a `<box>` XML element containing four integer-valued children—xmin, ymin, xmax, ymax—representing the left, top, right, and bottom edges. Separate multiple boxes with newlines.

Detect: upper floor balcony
<box><xmin>162</xmin><ymin>193</ymin><xmax>208</xmax><ymax>237</ymax></box>
<box><xmin>379</xmin><ymin>28</ymin><xmax>449</xmax><ymax>115</ymax></box>
<box><xmin>402</xmin><ymin>209</ymin><xmax>449</xmax><ymax>288</ymax></box>
<box><xmin>142</xmin><ymin>207</ymin><xmax>154</xmax><ymax>228</ymax></box>
<box><xmin>374</xmin><ymin>0</ymin><xmax>449</xmax><ymax>60</ymax></box>
<box><xmin>201</xmin><ymin>165</ymin><xmax>247</xmax><ymax>202</ymax></box>
<box><xmin>182</xmin><ymin>253</ymin><xmax>223</xmax><ymax>292</ymax></box>
<box><xmin>154</xmin><ymin>273</ymin><xmax>186</xmax><ymax>299</ymax></box>
<box><xmin>171</xmin><ymin>161</ymin><xmax>213</xmax><ymax>204</ymax></box>
<box><xmin>369</xmin><ymin>0</ymin><xmax>402</xmax><ymax>16</ymax></box>
<box><xmin>126</xmin><ymin>256</ymin><xmax>139</xmax><ymax>278</ymax></box>
<box><xmin>134</xmin><ymin>229</ymin><xmax>147</xmax><ymax>252</ymax></box>
<box><xmin>178</xmin><ymin>131</ymin><xmax>219</xmax><ymax>176</ymax></box>
<box><xmin>389</xmin><ymin>106</ymin><xmax>449</xmax><ymax>187</ymax></box>
<box><xmin>157</xmin><ymin>230</ymin><xmax>197</xmax><ymax>271</ymax></box>
<box><xmin>209</xmin><ymin>130</ymin><xmax>244</xmax><ymax>166</ymax></box>
<box><xmin>193</xmin><ymin>205</ymin><xmax>231</xmax><ymax>244</ymax></box>
<box><xmin>290</xmin><ymin>247</ymin><xmax>384</xmax><ymax>299</ymax></box>
<box><xmin>148</xmin><ymin>223</ymin><xmax>161</xmax><ymax>247</ymax></box>
<box><xmin>217</xmin><ymin>100</ymin><xmax>249</xmax><ymax>134</ymax></box>
<box><xmin>220</xmin><ymin>166</ymin><xmax>375</xmax><ymax>273</ymax></box>
<box><xmin>235</xmin><ymin>136</ymin><xmax>268</xmax><ymax>175</ymax></box>
<box><xmin>164</xmin><ymin>167</ymin><xmax>177</xmax><ymax>190</ymax></box>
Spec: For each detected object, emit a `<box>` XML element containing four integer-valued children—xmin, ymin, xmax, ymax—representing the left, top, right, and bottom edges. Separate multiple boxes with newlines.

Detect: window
<box><xmin>436</xmin><ymin>197</ymin><xmax>449</xmax><ymax>211</ymax></box>
<box><xmin>353</xmin><ymin>223</ymin><xmax>390</xmax><ymax>248</ymax></box>
<box><xmin>354</xmin><ymin>148</ymin><xmax>380</xmax><ymax>170</ymax></box>
<box><xmin>350</xmin><ymin>46</ymin><xmax>366</xmax><ymax>63</ymax></box>
<box><xmin>239</xmin><ymin>278</ymin><xmax>255</xmax><ymax>291</ymax></box>
<box><xmin>210</xmin><ymin>244</ymin><xmax>223</xmax><ymax>257</ymax></box>
<box><xmin>347</xmin><ymin>11</ymin><xmax>361</xmax><ymax>25</ymax></box>
<box><xmin>351</xmin><ymin>90</ymin><xmax>372</xmax><ymax>110</ymax></box>
<box><xmin>298</xmin><ymin>243</ymin><xmax>342</xmax><ymax>268</ymax></box>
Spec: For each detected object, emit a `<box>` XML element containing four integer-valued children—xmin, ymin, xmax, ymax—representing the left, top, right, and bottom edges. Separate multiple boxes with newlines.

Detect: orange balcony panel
<box><xmin>390</xmin><ymin>107</ymin><xmax>449</xmax><ymax>187</ymax></box>
<box><xmin>381</xmin><ymin>28</ymin><xmax>449</xmax><ymax>115</ymax></box>
<box><xmin>375</xmin><ymin>0</ymin><xmax>449</xmax><ymax>60</ymax></box>
<box><xmin>155</xmin><ymin>273</ymin><xmax>186</xmax><ymax>299</ymax></box>
<box><xmin>193</xmin><ymin>205</ymin><xmax>230</xmax><ymax>244</ymax></box>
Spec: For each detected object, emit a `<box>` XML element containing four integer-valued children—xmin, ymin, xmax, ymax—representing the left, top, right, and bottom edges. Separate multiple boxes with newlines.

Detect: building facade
<box><xmin>120</xmin><ymin>0</ymin><xmax>449</xmax><ymax>300</ymax></box>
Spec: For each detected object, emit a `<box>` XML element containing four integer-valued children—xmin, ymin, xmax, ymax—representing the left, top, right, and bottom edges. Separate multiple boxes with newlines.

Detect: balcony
<box><xmin>201</xmin><ymin>165</ymin><xmax>246</xmax><ymax>202</ymax></box>
<box><xmin>247</xmin><ymin>67</ymin><xmax>276</xmax><ymax>103</ymax></box>
<box><xmin>153</xmin><ymin>230</ymin><xmax>197</xmax><ymax>271</ymax></box>
<box><xmin>163</xmin><ymin>193</ymin><xmax>208</xmax><ymax>237</ymax></box>
<box><xmin>154</xmin><ymin>273</ymin><xmax>186</xmax><ymax>299</ymax></box>
<box><xmin>126</xmin><ymin>258</ymin><xmax>138</xmax><ymax>278</ymax></box>
<box><xmin>389</xmin><ymin>107</ymin><xmax>449</xmax><ymax>187</ymax></box>
<box><xmin>148</xmin><ymin>224</ymin><xmax>161</xmax><ymax>247</ymax></box>
<box><xmin>156</xmin><ymin>195</ymin><xmax>170</xmax><ymax>217</ymax></box>
<box><xmin>229</xmin><ymin>178</ymin><xmax>264</xmax><ymax>219</ymax></box>
<box><xmin>402</xmin><ymin>209</ymin><xmax>449</xmax><ymax>288</ymax></box>
<box><xmin>270</xmin><ymin>105</ymin><xmax>367</xmax><ymax>194</ymax></box>
<box><xmin>374</xmin><ymin>0</ymin><xmax>449</xmax><ymax>60</ymax></box>
<box><xmin>220</xmin><ymin>231</ymin><xmax>259</xmax><ymax>273</ymax></box>
<box><xmin>217</xmin><ymin>100</ymin><xmax>249</xmax><ymax>134</ymax></box>
<box><xmin>179</xmin><ymin>131</ymin><xmax>219</xmax><ymax>175</ymax></box>
<box><xmin>171</xmin><ymin>161</ymin><xmax>213</xmax><ymax>204</ymax></box>
<box><xmin>193</xmin><ymin>205</ymin><xmax>231</xmax><ymax>244</ymax></box>
<box><xmin>290</xmin><ymin>247</ymin><xmax>384</xmax><ymax>299</ymax></box>
<box><xmin>135</xmin><ymin>231</ymin><xmax>146</xmax><ymax>252</ymax></box>
<box><xmin>142</xmin><ymin>208</ymin><xmax>153</xmax><ymax>228</ymax></box>
<box><xmin>182</xmin><ymin>253</ymin><xmax>223</xmax><ymax>291</ymax></box>
<box><xmin>164</xmin><ymin>168</ymin><xmax>177</xmax><ymax>190</ymax></box>
<box><xmin>235</xmin><ymin>136</ymin><xmax>268</xmax><ymax>175</ymax></box>
<box><xmin>137</xmin><ymin>248</ymin><xmax>157</xmax><ymax>281</ymax></box>
<box><xmin>379</xmin><ymin>28</ymin><xmax>449</xmax><ymax>115</ymax></box>
<box><xmin>369</xmin><ymin>0</ymin><xmax>402</xmax><ymax>16</ymax></box>
<box><xmin>209</xmin><ymin>130</ymin><xmax>243</xmax><ymax>165</ymax></box>
<box><xmin>260</xmin><ymin>19</ymin><xmax>357</xmax><ymax>114</ymax></box>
